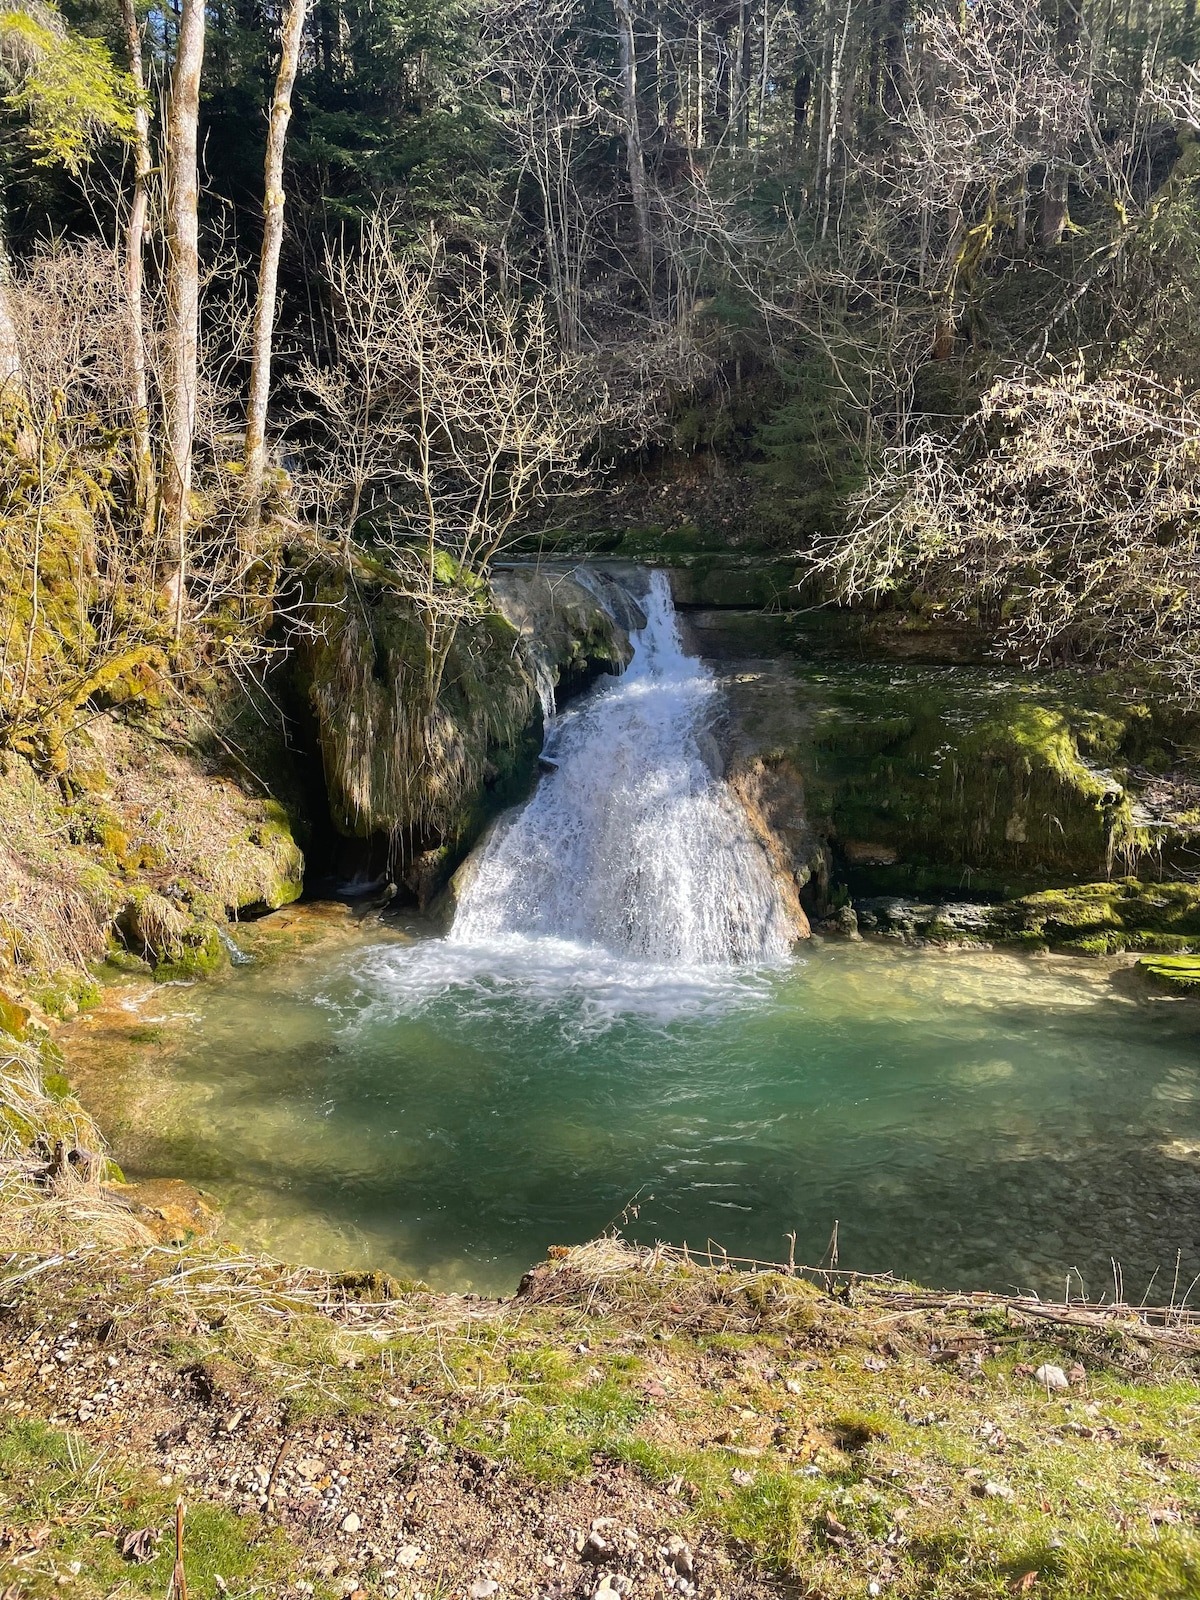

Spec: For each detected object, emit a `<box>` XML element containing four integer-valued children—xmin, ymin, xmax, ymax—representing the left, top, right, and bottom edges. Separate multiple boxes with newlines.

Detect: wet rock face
<box><xmin>725</xmin><ymin>755</ymin><xmax>820</xmax><ymax>932</ymax></box>
<box><xmin>696</xmin><ymin>612</ymin><xmax>1200</xmax><ymax>903</ymax></box>
<box><xmin>856</xmin><ymin>880</ymin><xmax>1200</xmax><ymax>954</ymax></box>
<box><xmin>297</xmin><ymin>562</ymin><xmax>642</xmax><ymax>911</ymax></box>
<box><xmin>489</xmin><ymin>565</ymin><xmax>635</xmax><ymax>710</ymax></box>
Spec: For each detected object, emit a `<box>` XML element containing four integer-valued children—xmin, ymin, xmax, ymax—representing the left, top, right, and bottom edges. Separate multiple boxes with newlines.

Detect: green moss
<box><xmin>996</xmin><ymin>880</ymin><xmax>1200</xmax><ymax>952</ymax></box>
<box><xmin>767</xmin><ymin>660</ymin><xmax>1188</xmax><ymax>896</ymax></box>
<box><xmin>1137</xmin><ymin>953</ymin><xmax>1200</xmax><ymax>991</ymax></box>
<box><xmin>30</xmin><ymin>969</ymin><xmax>101</xmax><ymax>1019</ymax></box>
<box><xmin>154</xmin><ymin>922</ymin><xmax>228</xmax><ymax>983</ymax></box>
<box><xmin>864</xmin><ymin>880</ymin><xmax>1200</xmax><ymax>952</ymax></box>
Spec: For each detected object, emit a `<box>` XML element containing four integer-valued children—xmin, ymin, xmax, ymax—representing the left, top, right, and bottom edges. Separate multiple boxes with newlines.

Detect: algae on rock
<box><xmin>303</xmin><ymin>574</ymin><xmax>541</xmax><ymax>847</ymax></box>
<box><xmin>301</xmin><ymin>560</ymin><xmax>634</xmax><ymax>902</ymax></box>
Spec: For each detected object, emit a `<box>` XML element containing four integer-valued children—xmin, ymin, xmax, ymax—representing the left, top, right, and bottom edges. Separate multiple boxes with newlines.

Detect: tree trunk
<box><xmin>615</xmin><ymin>0</ymin><xmax>653</xmax><ymax>283</ymax></box>
<box><xmin>244</xmin><ymin>0</ymin><xmax>308</xmax><ymax>536</ymax></box>
<box><xmin>119</xmin><ymin>0</ymin><xmax>155</xmax><ymax>522</ymax></box>
<box><xmin>694</xmin><ymin>13</ymin><xmax>704</xmax><ymax>148</ymax></box>
<box><xmin>162</xmin><ymin>0</ymin><xmax>205</xmax><ymax>642</ymax></box>
<box><xmin>0</xmin><ymin>262</ymin><xmax>25</xmax><ymax>409</ymax></box>
<box><xmin>1015</xmin><ymin>169</ymin><xmax>1028</xmax><ymax>253</ymax></box>
<box><xmin>1040</xmin><ymin>163</ymin><xmax>1069</xmax><ymax>246</ymax></box>
<box><xmin>736</xmin><ymin>0</ymin><xmax>751</xmax><ymax>145</ymax></box>
<box><xmin>819</xmin><ymin>0</ymin><xmax>853</xmax><ymax>237</ymax></box>
<box><xmin>793</xmin><ymin>64</ymin><xmax>812</xmax><ymax>138</ymax></box>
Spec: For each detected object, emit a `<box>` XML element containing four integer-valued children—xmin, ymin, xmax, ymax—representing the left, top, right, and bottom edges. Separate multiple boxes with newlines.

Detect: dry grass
<box><xmin>0</xmin><ymin>1033</ymin><xmax>156</xmax><ymax>1252</ymax></box>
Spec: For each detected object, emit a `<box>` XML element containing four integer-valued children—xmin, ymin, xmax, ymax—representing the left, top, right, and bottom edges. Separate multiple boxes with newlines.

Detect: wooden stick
<box><xmin>171</xmin><ymin>1500</ymin><xmax>187</xmax><ymax>1600</ymax></box>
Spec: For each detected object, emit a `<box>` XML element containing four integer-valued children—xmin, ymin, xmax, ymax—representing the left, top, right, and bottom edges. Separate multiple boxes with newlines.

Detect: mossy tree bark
<box><xmin>161</xmin><ymin>0</ymin><xmax>205</xmax><ymax>643</ymax></box>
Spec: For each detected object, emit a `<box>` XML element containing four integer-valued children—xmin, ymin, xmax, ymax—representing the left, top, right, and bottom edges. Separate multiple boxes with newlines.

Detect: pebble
<box><xmin>341</xmin><ymin>1513</ymin><xmax>361</xmax><ymax>1534</ymax></box>
<box><xmin>592</xmin><ymin>1578</ymin><xmax>632</xmax><ymax>1600</ymax></box>
<box><xmin>1034</xmin><ymin>1364</ymin><xmax>1070</xmax><ymax>1392</ymax></box>
<box><xmin>470</xmin><ymin>1581</ymin><xmax>499</xmax><ymax>1599</ymax></box>
<box><xmin>664</xmin><ymin>1535</ymin><xmax>693</xmax><ymax>1580</ymax></box>
<box><xmin>730</xmin><ymin>1468</ymin><xmax>754</xmax><ymax>1487</ymax></box>
<box><xmin>983</xmin><ymin>1481</ymin><xmax>1015</xmax><ymax>1501</ymax></box>
<box><xmin>397</xmin><ymin>1545</ymin><xmax>422</xmax><ymax>1569</ymax></box>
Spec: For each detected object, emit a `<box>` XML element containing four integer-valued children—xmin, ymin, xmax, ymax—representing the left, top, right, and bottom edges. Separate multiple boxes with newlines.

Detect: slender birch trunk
<box><xmin>244</xmin><ymin>0</ymin><xmax>308</xmax><ymax>537</ymax></box>
<box><xmin>119</xmin><ymin>0</ymin><xmax>155</xmax><ymax>522</ymax></box>
<box><xmin>162</xmin><ymin>0</ymin><xmax>205</xmax><ymax>642</ymax></box>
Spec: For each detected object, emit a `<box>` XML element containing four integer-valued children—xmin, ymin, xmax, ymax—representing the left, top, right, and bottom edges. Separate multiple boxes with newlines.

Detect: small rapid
<box><xmin>450</xmin><ymin>569</ymin><xmax>795</xmax><ymax>965</ymax></box>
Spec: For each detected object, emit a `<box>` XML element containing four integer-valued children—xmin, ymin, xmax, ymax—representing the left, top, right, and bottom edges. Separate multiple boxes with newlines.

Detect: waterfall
<box><xmin>451</xmin><ymin>570</ymin><xmax>795</xmax><ymax>966</ymax></box>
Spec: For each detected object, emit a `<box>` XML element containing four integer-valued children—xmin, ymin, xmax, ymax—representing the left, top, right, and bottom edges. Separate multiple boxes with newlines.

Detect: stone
<box><xmin>101</xmin><ymin>1178</ymin><xmax>218</xmax><ymax>1246</ymax></box>
<box><xmin>664</xmin><ymin>1536</ymin><xmax>693</xmax><ymax>1579</ymax></box>
<box><xmin>1033</xmin><ymin>1364</ymin><xmax>1070</xmax><ymax>1392</ymax></box>
<box><xmin>340</xmin><ymin>1513</ymin><xmax>361</xmax><ymax>1534</ymax></box>
<box><xmin>469</xmin><ymin>1581</ymin><xmax>499</xmax><ymax>1599</ymax></box>
<box><xmin>592</xmin><ymin>1578</ymin><xmax>632</xmax><ymax>1600</ymax></box>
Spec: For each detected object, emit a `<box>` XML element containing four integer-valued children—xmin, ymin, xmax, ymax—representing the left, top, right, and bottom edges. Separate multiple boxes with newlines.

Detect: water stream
<box><xmin>453</xmin><ymin>570</ymin><xmax>794</xmax><ymax>964</ymax></box>
<box><xmin>72</xmin><ymin>572</ymin><xmax>1200</xmax><ymax>1298</ymax></box>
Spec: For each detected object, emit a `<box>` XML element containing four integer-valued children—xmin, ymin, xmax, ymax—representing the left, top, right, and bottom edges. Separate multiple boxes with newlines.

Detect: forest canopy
<box><xmin>4</xmin><ymin>0</ymin><xmax>1200</xmax><ymax>756</ymax></box>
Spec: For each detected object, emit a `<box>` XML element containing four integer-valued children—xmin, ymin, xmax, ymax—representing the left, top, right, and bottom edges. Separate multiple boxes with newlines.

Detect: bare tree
<box><xmin>119</xmin><ymin>0</ymin><xmax>155</xmax><ymax>518</ymax></box>
<box><xmin>243</xmin><ymin>0</ymin><xmax>309</xmax><ymax>536</ymax></box>
<box><xmin>615</xmin><ymin>0</ymin><xmax>654</xmax><ymax>281</ymax></box>
<box><xmin>161</xmin><ymin>0</ymin><xmax>206</xmax><ymax>642</ymax></box>
<box><xmin>481</xmin><ymin>0</ymin><xmax>607</xmax><ymax>354</ymax></box>
<box><xmin>817</xmin><ymin>364</ymin><xmax>1200</xmax><ymax>696</ymax></box>
<box><xmin>296</xmin><ymin>217</ymin><xmax>599</xmax><ymax>704</ymax></box>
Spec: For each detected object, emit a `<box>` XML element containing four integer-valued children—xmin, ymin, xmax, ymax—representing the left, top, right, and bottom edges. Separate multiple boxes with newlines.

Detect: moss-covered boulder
<box><xmin>0</xmin><ymin>704</ymin><xmax>306</xmax><ymax>995</ymax></box>
<box><xmin>857</xmin><ymin>880</ymin><xmax>1200</xmax><ymax>953</ymax></box>
<box><xmin>300</xmin><ymin>562</ymin><xmax>543</xmax><ymax>868</ymax></box>
<box><xmin>1138</xmin><ymin>952</ymin><xmax>1200</xmax><ymax>991</ymax></box>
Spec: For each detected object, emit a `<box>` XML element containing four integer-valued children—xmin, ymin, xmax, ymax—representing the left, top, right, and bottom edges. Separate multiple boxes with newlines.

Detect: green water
<box><xmin>90</xmin><ymin>927</ymin><xmax>1200</xmax><ymax>1299</ymax></box>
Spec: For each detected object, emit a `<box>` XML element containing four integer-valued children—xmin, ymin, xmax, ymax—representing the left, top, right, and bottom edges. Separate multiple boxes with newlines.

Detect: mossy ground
<box><xmin>0</xmin><ymin>1241</ymin><xmax>1196</xmax><ymax>1599</ymax></box>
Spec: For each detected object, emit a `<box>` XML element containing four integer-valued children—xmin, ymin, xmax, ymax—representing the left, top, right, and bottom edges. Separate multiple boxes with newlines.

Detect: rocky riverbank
<box><xmin>0</xmin><ymin>1233</ymin><xmax>1196</xmax><ymax>1600</ymax></box>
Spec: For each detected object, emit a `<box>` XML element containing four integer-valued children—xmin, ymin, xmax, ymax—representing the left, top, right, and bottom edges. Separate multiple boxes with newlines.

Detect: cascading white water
<box><xmin>451</xmin><ymin>570</ymin><xmax>795</xmax><ymax>965</ymax></box>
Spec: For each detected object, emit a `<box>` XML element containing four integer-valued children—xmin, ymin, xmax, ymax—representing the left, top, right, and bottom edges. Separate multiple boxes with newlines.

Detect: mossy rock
<box><xmin>29</xmin><ymin>969</ymin><xmax>101</xmax><ymax>1020</ymax></box>
<box><xmin>153</xmin><ymin>923</ymin><xmax>228</xmax><ymax>983</ymax></box>
<box><xmin>745</xmin><ymin>659</ymin><xmax>1193</xmax><ymax>895</ymax></box>
<box><xmin>0</xmin><ymin>991</ymin><xmax>30</xmax><ymax>1038</ymax></box>
<box><xmin>996</xmin><ymin>880</ymin><xmax>1200</xmax><ymax>951</ymax></box>
<box><xmin>860</xmin><ymin>880</ymin><xmax>1200</xmax><ymax>953</ymax></box>
<box><xmin>300</xmin><ymin>560</ymin><xmax>541</xmax><ymax>850</ymax></box>
<box><xmin>1137</xmin><ymin>953</ymin><xmax>1200</xmax><ymax>991</ymax></box>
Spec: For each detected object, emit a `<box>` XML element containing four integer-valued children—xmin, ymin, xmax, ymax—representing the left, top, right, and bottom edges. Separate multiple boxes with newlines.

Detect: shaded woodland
<box><xmin>4</xmin><ymin>0</ymin><xmax>1200</xmax><ymax>753</ymax></box>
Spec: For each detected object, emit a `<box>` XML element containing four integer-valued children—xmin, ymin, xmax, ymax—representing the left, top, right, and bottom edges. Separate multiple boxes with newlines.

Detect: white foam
<box><xmin>347</xmin><ymin>932</ymin><xmax>785</xmax><ymax>1040</ymax></box>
